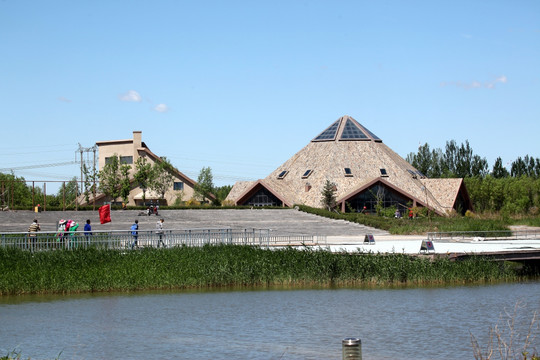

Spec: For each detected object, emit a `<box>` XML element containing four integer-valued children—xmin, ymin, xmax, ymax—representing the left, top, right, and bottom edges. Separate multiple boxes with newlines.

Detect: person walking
<box><xmin>156</xmin><ymin>218</ymin><xmax>166</xmax><ymax>248</ymax></box>
<box><xmin>131</xmin><ymin>220</ymin><xmax>139</xmax><ymax>249</ymax></box>
<box><xmin>28</xmin><ymin>219</ymin><xmax>40</xmax><ymax>250</ymax></box>
<box><xmin>84</xmin><ymin>219</ymin><xmax>92</xmax><ymax>246</ymax></box>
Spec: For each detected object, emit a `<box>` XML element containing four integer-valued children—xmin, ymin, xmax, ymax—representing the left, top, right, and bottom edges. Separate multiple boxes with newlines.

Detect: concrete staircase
<box><xmin>0</xmin><ymin>208</ymin><xmax>389</xmax><ymax>237</ymax></box>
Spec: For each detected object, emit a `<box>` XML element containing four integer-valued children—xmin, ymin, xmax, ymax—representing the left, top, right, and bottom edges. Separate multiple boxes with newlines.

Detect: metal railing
<box><xmin>427</xmin><ymin>229</ymin><xmax>540</xmax><ymax>242</ymax></box>
<box><xmin>0</xmin><ymin>228</ymin><xmax>326</xmax><ymax>251</ymax></box>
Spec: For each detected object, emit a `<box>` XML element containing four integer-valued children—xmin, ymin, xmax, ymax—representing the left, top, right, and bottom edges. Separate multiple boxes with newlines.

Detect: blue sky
<box><xmin>1</xmin><ymin>1</ymin><xmax>539</xmax><ymax>192</ymax></box>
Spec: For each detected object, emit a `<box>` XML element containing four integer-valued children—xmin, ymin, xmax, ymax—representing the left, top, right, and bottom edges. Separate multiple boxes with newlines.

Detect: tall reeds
<box><xmin>0</xmin><ymin>245</ymin><xmax>519</xmax><ymax>295</ymax></box>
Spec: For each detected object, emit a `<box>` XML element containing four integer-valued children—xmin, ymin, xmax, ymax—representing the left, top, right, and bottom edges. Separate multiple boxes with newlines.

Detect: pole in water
<box><xmin>342</xmin><ymin>337</ymin><xmax>362</xmax><ymax>360</ymax></box>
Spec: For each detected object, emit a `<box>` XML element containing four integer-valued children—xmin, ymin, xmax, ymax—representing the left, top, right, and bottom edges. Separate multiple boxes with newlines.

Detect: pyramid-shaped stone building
<box><xmin>226</xmin><ymin>115</ymin><xmax>472</xmax><ymax>216</ymax></box>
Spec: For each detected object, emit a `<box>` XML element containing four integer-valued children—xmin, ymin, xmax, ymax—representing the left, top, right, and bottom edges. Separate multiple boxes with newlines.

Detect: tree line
<box><xmin>406</xmin><ymin>141</ymin><xmax>540</xmax><ymax>215</ymax></box>
<box><xmin>1</xmin><ymin>156</ymin><xmax>232</xmax><ymax>210</ymax></box>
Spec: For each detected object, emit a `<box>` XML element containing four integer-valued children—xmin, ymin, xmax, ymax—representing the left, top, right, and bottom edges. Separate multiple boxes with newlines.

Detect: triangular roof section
<box><xmin>234</xmin><ymin>180</ymin><xmax>292</xmax><ymax>207</ymax></box>
<box><xmin>312</xmin><ymin>115</ymin><xmax>381</xmax><ymax>142</ymax></box>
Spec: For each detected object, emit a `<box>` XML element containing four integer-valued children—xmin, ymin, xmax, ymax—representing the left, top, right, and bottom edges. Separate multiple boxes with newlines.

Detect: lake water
<box><xmin>1</xmin><ymin>282</ymin><xmax>539</xmax><ymax>360</ymax></box>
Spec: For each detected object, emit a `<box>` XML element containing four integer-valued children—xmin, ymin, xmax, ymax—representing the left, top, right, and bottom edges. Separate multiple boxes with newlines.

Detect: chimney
<box><xmin>305</xmin><ymin>183</ymin><xmax>312</xmax><ymax>192</ymax></box>
<box><xmin>133</xmin><ymin>131</ymin><xmax>142</xmax><ymax>162</ymax></box>
<box><xmin>133</xmin><ymin>131</ymin><xmax>142</xmax><ymax>148</ymax></box>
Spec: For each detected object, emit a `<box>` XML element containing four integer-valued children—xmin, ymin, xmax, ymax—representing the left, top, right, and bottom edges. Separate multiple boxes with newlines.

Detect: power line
<box><xmin>0</xmin><ymin>161</ymin><xmax>78</xmax><ymax>172</ymax></box>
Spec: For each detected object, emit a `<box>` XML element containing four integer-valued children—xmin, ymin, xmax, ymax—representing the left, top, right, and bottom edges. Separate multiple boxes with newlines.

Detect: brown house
<box><xmin>84</xmin><ymin>131</ymin><xmax>201</xmax><ymax>206</ymax></box>
<box><xmin>226</xmin><ymin>115</ymin><xmax>472</xmax><ymax>216</ymax></box>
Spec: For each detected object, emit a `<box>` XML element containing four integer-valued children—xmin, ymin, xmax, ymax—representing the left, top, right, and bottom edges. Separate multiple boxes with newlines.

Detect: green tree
<box><xmin>119</xmin><ymin>164</ymin><xmax>132</xmax><ymax>205</ymax></box>
<box><xmin>214</xmin><ymin>185</ymin><xmax>232</xmax><ymax>204</ymax></box>
<box><xmin>194</xmin><ymin>166</ymin><xmax>215</xmax><ymax>203</ymax></box>
<box><xmin>98</xmin><ymin>154</ymin><xmax>122</xmax><ymax>204</ymax></box>
<box><xmin>0</xmin><ymin>172</ymin><xmax>33</xmax><ymax>208</ymax></box>
<box><xmin>134</xmin><ymin>156</ymin><xmax>153</xmax><ymax>204</ymax></box>
<box><xmin>148</xmin><ymin>157</ymin><xmax>174</xmax><ymax>201</ymax></box>
<box><xmin>82</xmin><ymin>163</ymin><xmax>98</xmax><ymax>204</ymax></box>
<box><xmin>511</xmin><ymin>157</ymin><xmax>527</xmax><ymax>177</ymax></box>
<box><xmin>407</xmin><ymin>140</ymin><xmax>488</xmax><ymax>178</ymax></box>
<box><xmin>57</xmin><ymin>177</ymin><xmax>79</xmax><ymax>207</ymax></box>
<box><xmin>321</xmin><ymin>180</ymin><xmax>337</xmax><ymax>211</ymax></box>
<box><xmin>492</xmin><ymin>157</ymin><xmax>509</xmax><ymax>178</ymax></box>
<box><xmin>406</xmin><ymin>143</ymin><xmax>432</xmax><ymax>176</ymax></box>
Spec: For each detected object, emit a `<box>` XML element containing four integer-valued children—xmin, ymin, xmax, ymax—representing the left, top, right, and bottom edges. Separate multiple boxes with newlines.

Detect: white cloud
<box><xmin>440</xmin><ymin>75</ymin><xmax>508</xmax><ymax>90</ymax></box>
<box><xmin>57</xmin><ymin>96</ymin><xmax>72</xmax><ymax>103</ymax></box>
<box><xmin>154</xmin><ymin>104</ymin><xmax>169</xmax><ymax>113</ymax></box>
<box><xmin>119</xmin><ymin>90</ymin><xmax>142</xmax><ymax>102</ymax></box>
<box><xmin>495</xmin><ymin>75</ymin><xmax>507</xmax><ymax>84</ymax></box>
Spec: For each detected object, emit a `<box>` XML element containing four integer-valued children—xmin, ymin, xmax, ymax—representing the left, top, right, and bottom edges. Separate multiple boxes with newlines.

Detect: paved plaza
<box><xmin>2</xmin><ymin>209</ymin><xmax>540</xmax><ymax>255</ymax></box>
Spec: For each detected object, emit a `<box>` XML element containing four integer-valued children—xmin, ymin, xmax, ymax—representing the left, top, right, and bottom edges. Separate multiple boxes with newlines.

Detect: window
<box><xmin>120</xmin><ymin>156</ymin><xmax>133</xmax><ymax>164</ymax></box>
<box><xmin>344</xmin><ymin>168</ymin><xmax>353</xmax><ymax>177</ymax></box>
<box><xmin>173</xmin><ymin>182</ymin><xmax>184</xmax><ymax>191</ymax></box>
<box><xmin>302</xmin><ymin>169</ymin><xmax>313</xmax><ymax>179</ymax></box>
<box><xmin>407</xmin><ymin>169</ymin><xmax>418</xmax><ymax>179</ymax></box>
<box><xmin>277</xmin><ymin>170</ymin><xmax>289</xmax><ymax>179</ymax></box>
<box><xmin>380</xmin><ymin>168</ymin><xmax>388</xmax><ymax>177</ymax></box>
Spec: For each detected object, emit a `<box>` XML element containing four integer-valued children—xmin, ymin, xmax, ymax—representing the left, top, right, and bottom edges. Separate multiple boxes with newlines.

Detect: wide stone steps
<box><xmin>0</xmin><ymin>208</ymin><xmax>389</xmax><ymax>237</ymax></box>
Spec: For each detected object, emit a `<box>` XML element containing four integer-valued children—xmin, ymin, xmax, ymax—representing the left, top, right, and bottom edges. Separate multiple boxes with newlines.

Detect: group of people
<box><xmin>27</xmin><ymin>217</ymin><xmax>167</xmax><ymax>250</ymax></box>
<box><xmin>130</xmin><ymin>218</ymin><xmax>165</xmax><ymax>249</ymax></box>
<box><xmin>26</xmin><ymin>218</ymin><xmax>93</xmax><ymax>249</ymax></box>
<box><xmin>147</xmin><ymin>203</ymin><xmax>159</xmax><ymax>216</ymax></box>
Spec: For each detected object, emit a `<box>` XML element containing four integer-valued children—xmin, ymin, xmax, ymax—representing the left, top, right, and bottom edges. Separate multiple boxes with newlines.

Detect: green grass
<box><xmin>0</xmin><ymin>246</ymin><xmax>520</xmax><ymax>295</ymax></box>
<box><xmin>296</xmin><ymin>205</ymin><xmax>516</xmax><ymax>234</ymax></box>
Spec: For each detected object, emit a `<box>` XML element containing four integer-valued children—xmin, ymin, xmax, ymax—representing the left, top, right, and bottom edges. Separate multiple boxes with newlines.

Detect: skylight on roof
<box><xmin>344</xmin><ymin>167</ymin><xmax>353</xmax><ymax>177</ymax></box>
<box><xmin>380</xmin><ymin>168</ymin><xmax>388</xmax><ymax>177</ymax></box>
<box><xmin>313</xmin><ymin>120</ymin><xmax>339</xmax><ymax>141</ymax></box>
<box><xmin>407</xmin><ymin>169</ymin><xmax>417</xmax><ymax>178</ymax></box>
<box><xmin>340</xmin><ymin>119</ymin><xmax>369</xmax><ymax>140</ymax></box>
<box><xmin>277</xmin><ymin>170</ymin><xmax>289</xmax><ymax>179</ymax></box>
<box><xmin>302</xmin><ymin>169</ymin><xmax>313</xmax><ymax>179</ymax></box>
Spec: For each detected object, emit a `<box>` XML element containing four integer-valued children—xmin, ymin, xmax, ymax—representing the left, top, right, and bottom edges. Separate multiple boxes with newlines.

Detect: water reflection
<box><xmin>1</xmin><ymin>282</ymin><xmax>539</xmax><ymax>360</ymax></box>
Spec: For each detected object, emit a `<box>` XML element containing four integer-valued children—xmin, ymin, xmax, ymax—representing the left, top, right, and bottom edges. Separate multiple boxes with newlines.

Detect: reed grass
<box><xmin>0</xmin><ymin>245</ymin><xmax>520</xmax><ymax>295</ymax></box>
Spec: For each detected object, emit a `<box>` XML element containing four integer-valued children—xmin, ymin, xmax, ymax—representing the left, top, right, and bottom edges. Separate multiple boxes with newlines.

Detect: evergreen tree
<box><xmin>321</xmin><ymin>180</ymin><xmax>337</xmax><ymax>211</ymax></box>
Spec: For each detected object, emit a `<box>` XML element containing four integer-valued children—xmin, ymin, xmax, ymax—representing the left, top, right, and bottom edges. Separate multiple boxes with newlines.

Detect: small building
<box><xmin>226</xmin><ymin>115</ymin><xmax>472</xmax><ymax>216</ymax></box>
<box><xmin>84</xmin><ymin>131</ymin><xmax>201</xmax><ymax>206</ymax></box>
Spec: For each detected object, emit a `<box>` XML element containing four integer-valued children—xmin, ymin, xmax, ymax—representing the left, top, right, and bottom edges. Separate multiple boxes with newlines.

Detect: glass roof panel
<box><xmin>340</xmin><ymin>119</ymin><xmax>368</xmax><ymax>140</ymax></box>
<box><xmin>313</xmin><ymin>120</ymin><xmax>340</xmax><ymax>141</ymax></box>
<box><xmin>362</xmin><ymin>126</ymin><xmax>381</xmax><ymax>141</ymax></box>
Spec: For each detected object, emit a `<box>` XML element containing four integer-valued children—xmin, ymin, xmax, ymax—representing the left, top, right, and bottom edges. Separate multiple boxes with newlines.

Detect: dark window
<box><xmin>302</xmin><ymin>169</ymin><xmax>313</xmax><ymax>179</ymax></box>
<box><xmin>344</xmin><ymin>168</ymin><xmax>353</xmax><ymax>176</ymax></box>
<box><xmin>245</xmin><ymin>188</ymin><xmax>283</xmax><ymax>207</ymax></box>
<box><xmin>380</xmin><ymin>168</ymin><xmax>388</xmax><ymax>177</ymax></box>
<box><xmin>120</xmin><ymin>156</ymin><xmax>133</xmax><ymax>164</ymax></box>
<box><xmin>346</xmin><ymin>184</ymin><xmax>410</xmax><ymax>214</ymax></box>
<box><xmin>277</xmin><ymin>170</ymin><xmax>289</xmax><ymax>179</ymax></box>
<box><xmin>173</xmin><ymin>182</ymin><xmax>184</xmax><ymax>191</ymax></box>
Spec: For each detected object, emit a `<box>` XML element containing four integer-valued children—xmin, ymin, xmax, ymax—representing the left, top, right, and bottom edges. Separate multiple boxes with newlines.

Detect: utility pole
<box><xmin>77</xmin><ymin>143</ymin><xmax>98</xmax><ymax>207</ymax></box>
